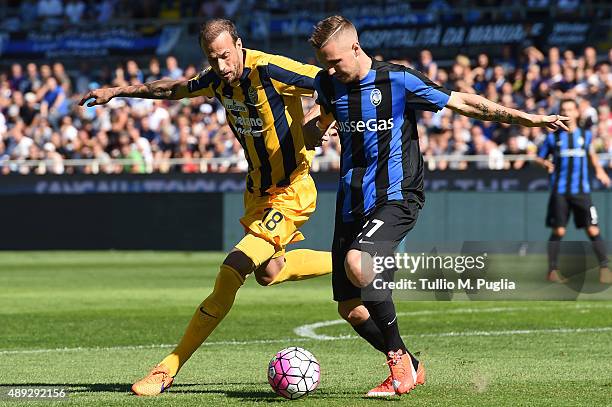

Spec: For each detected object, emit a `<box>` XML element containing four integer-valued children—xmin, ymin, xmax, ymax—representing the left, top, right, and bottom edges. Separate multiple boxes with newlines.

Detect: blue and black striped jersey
<box><xmin>314</xmin><ymin>59</ymin><xmax>451</xmax><ymax>221</ymax></box>
<box><xmin>538</xmin><ymin>128</ymin><xmax>592</xmax><ymax>195</ymax></box>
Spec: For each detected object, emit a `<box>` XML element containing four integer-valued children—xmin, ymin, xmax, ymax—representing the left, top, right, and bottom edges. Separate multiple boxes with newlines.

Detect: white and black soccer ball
<box><xmin>267</xmin><ymin>346</ymin><xmax>320</xmax><ymax>399</ymax></box>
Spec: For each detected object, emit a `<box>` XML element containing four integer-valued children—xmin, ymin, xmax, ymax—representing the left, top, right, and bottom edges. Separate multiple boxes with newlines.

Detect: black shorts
<box><xmin>546</xmin><ymin>193</ymin><xmax>598</xmax><ymax>229</ymax></box>
<box><xmin>331</xmin><ymin>199</ymin><xmax>420</xmax><ymax>302</ymax></box>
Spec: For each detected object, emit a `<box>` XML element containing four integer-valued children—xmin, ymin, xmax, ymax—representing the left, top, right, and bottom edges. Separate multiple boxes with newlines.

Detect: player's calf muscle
<box><xmin>254</xmin><ymin>257</ymin><xmax>284</xmax><ymax>286</ymax></box>
<box><xmin>338</xmin><ymin>300</ymin><xmax>369</xmax><ymax>325</ymax></box>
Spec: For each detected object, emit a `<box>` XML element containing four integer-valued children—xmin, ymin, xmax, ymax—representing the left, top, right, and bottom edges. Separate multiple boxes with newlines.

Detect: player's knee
<box><xmin>223</xmin><ymin>250</ymin><xmax>256</xmax><ymax>279</ymax></box>
<box><xmin>553</xmin><ymin>227</ymin><xmax>566</xmax><ymax>238</ymax></box>
<box><xmin>337</xmin><ymin>300</ymin><xmax>369</xmax><ymax>325</ymax></box>
<box><xmin>586</xmin><ymin>226</ymin><xmax>600</xmax><ymax>237</ymax></box>
<box><xmin>344</xmin><ymin>249</ymin><xmax>374</xmax><ymax>288</ymax></box>
<box><xmin>254</xmin><ymin>256</ymin><xmax>284</xmax><ymax>286</ymax></box>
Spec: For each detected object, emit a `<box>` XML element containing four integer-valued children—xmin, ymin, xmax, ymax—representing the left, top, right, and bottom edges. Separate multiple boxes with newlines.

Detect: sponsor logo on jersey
<box><xmin>233</xmin><ymin>116</ymin><xmax>264</xmax><ymax>137</ymax></box>
<box><xmin>559</xmin><ymin>148</ymin><xmax>586</xmax><ymax>157</ymax></box>
<box><xmin>337</xmin><ymin>118</ymin><xmax>394</xmax><ymax>133</ymax></box>
<box><xmin>235</xmin><ymin>116</ymin><xmax>264</xmax><ymax>127</ymax></box>
<box><xmin>223</xmin><ymin>99</ymin><xmax>247</xmax><ymax>113</ymax></box>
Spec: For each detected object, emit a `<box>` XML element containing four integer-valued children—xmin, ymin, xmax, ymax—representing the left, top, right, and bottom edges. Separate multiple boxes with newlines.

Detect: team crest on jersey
<box><xmin>247</xmin><ymin>86</ymin><xmax>258</xmax><ymax>104</ymax></box>
<box><xmin>577</xmin><ymin>136</ymin><xmax>584</xmax><ymax>147</ymax></box>
<box><xmin>370</xmin><ymin>89</ymin><xmax>382</xmax><ymax>106</ymax></box>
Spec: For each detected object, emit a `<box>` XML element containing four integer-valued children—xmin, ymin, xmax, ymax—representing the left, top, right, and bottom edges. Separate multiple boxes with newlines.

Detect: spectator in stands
<box><xmin>126</xmin><ymin>60</ymin><xmax>145</xmax><ymax>84</ymax></box>
<box><xmin>417</xmin><ymin>50</ymin><xmax>438</xmax><ymax>82</ymax></box>
<box><xmin>38</xmin><ymin>76</ymin><xmax>67</xmax><ymax>127</ymax></box>
<box><xmin>18</xmin><ymin>92</ymin><xmax>38</xmax><ymax>126</ymax></box>
<box><xmin>9</xmin><ymin>64</ymin><xmax>26</xmax><ymax>93</ymax></box>
<box><xmin>146</xmin><ymin>59</ymin><xmax>163</xmax><ymax>82</ymax></box>
<box><xmin>52</xmin><ymin>63</ymin><xmax>72</xmax><ymax>94</ymax></box>
<box><xmin>503</xmin><ymin>135</ymin><xmax>527</xmax><ymax>170</ymax></box>
<box><xmin>6</xmin><ymin>121</ymin><xmax>34</xmax><ymax>161</ymax></box>
<box><xmin>165</xmin><ymin>56</ymin><xmax>183</xmax><ymax>80</ymax></box>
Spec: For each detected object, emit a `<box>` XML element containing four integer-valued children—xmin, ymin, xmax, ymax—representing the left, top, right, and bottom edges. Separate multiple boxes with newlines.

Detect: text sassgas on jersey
<box><xmin>337</xmin><ymin>118</ymin><xmax>394</xmax><ymax>133</ymax></box>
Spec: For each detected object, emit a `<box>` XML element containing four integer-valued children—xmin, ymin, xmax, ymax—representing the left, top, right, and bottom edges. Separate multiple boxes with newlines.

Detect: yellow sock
<box><xmin>160</xmin><ymin>264</ymin><xmax>244</xmax><ymax>376</ymax></box>
<box><xmin>269</xmin><ymin>249</ymin><xmax>332</xmax><ymax>285</ymax></box>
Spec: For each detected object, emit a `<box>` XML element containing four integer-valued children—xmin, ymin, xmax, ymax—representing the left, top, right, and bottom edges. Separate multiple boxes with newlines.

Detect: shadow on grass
<box><xmin>182</xmin><ymin>388</ymin><xmax>386</xmax><ymax>403</ymax></box>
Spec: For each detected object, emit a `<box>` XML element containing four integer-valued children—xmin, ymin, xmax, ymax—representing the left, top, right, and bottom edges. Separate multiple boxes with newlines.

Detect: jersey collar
<box><xmin>238</xmin><ymin>49</ymin><xmax>253</xmax><ymax>82</ymax></box>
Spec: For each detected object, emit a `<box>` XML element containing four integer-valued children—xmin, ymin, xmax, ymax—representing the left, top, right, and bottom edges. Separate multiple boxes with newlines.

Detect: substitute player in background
<box><xmin>81</xmin><ymin>19</ymin><xmax>332</xmax><ymax>396</ymax></box>
<box><xmin>307</xmin><ymin>15</ymin><xmax>572</xmax><ymax>397</ymax></box>
<box><xmin>536</xmin><ymin>99</ymin><xmax>611</xmax><ymax>284</ymax></box>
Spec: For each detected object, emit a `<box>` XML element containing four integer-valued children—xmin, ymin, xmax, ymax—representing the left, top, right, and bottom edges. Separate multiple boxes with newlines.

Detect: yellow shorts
<box><xmin>240</xmin><ymin>174</ymin><xmax>317</xmax><ymax>255</ymax></box>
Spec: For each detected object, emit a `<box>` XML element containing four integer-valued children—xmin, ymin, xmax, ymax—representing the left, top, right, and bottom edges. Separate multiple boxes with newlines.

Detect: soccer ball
<box><xmin>267</xmin><ymin>346</ymin><xmax>320</xmax><ymax>399</ymax></box>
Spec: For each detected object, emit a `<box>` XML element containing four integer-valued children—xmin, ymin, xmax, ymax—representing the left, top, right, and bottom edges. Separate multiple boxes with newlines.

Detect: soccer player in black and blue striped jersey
<box><xmin>536</xmin><ymin>98</ymin><xmax>611</xmax><ymax>284</ymax></box>
<box><xmin>307</xmin><ymin>15</ymin><xmax>573</xmax><ymax>397</ymax></box>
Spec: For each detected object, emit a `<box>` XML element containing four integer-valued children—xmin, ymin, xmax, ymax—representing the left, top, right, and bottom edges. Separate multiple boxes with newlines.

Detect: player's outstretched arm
<box><xmin>78</xmin><ymin>79</ymin><xmax>192</xmax><ymax>107</ymax></box>
<box><xmin>446</xmin><ymin>92</ymin><xmax>570</xmax><ymax>132</ymax></box>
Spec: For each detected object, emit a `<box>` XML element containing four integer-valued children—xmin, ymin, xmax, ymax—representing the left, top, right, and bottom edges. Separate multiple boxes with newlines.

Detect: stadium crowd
<box><xmin>6</xmin><ymin>0</ymin><xmax>588</xmax><ymax>26</ymax></box>
<box><xmin>0</xmin><ymin>44</ymin><xmax>611</xmax><ymax>174</ymax></box>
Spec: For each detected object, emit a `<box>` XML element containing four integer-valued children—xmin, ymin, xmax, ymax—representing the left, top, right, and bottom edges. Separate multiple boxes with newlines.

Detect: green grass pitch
<box><xmin>0</xmin><ymin>252</ymin><xmax>610</xmax><ymax>406</ymax></box>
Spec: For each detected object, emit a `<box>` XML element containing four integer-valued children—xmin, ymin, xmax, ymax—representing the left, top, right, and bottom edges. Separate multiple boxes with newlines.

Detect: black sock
<box><xmin>589</xmin><ymin>234</ymin><xmax>609</xmax><ymax>267</ymax></box>
<box><xmin>363</xmin><ymin>300</ymin><xmax>419</xmax><ymax>370</ymax></box>
<box><xmin>548</xmin><ymin>233</ymin><xmax>562</xmax><ymax>271</ymax></box>
<box><xmin>352</xmin><ymin>318</ymin><xmax>386</xmax><ymax>354</ymax></box>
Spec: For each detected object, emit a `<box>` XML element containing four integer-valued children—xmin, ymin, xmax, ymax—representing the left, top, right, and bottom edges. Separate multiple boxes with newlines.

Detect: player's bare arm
<box><xmin>588</xmin><ymin>148</ymin><xmax>611</xmax><ymax>187</ymax></box>
<box><xmin>302</xmin><ymin>103</ymin><xmax>337</xmax><ymax>146</ymax></box>
<box><xmin>302</xmin><ymin>104</ymin><xmax>324</xmax><ymax>149</ymax></box>
<box><xmin>78</xmin><ymin>79</ymin><xmax>192</xmax><ymax>107</ymax></box>
<box><xmin>446</xmin><ymin>92</ymin><xmax>570</xmax><ymax>132</ymax></box>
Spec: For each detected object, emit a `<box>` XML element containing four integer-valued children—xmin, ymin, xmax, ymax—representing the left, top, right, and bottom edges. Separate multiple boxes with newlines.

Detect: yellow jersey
<box><xmin>187</xmin><ymin>48</ymin><xmax>321</xmax><ymax>195</ymax></box>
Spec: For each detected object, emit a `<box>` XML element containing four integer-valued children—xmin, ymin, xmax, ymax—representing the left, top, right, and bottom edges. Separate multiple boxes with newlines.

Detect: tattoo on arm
<box><xmin>144</xmin><ymin>82</ymin><xmax>175</xmax><ymax>98</ymax></box>
<box><xmin>118</xmin><ymin>80</ymin><xmax>183</xmax><ymax>99</ymax></box>
<box><xmin>473</xmin><ymin>103</ymin><xmax>521</xmax><ymax>124</ymax></box>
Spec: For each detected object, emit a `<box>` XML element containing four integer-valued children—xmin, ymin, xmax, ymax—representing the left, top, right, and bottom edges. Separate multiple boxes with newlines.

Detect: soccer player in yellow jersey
<box><xmin>80</xmin><ymin>19</ymin><xmax>331</xmax><ymax>396</ymax></box>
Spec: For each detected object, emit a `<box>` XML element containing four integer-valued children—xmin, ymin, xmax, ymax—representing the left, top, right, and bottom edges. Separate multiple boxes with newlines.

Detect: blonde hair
<box><xmin>309</xmin><ymin>15</ymin><xmax>356</xmax><ymax>49</ymax></box>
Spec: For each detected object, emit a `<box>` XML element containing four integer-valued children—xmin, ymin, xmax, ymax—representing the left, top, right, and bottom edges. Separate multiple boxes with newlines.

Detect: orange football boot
<box><xmin>547</xmin><ymin>269</ymin><xmax>568</xmax><ymax>283</ymax></box>
<box><xmin>131</xmin><ymin>364</ymin><xmax>174</xmax><ymax>396</ymax></box>
<box><xmin>366</xmin><ymin>350</ymin><xmax>425</xmax><ymax>397</ymax></box>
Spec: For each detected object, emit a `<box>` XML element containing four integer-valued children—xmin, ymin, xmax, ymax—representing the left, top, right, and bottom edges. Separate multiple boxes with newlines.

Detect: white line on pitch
<box><xmin>2</xmin><ymin>327</ymin><xmax>611</xmax><ymax>356</ymax></box>
<box><xmin>2</xmin><ymin>304</ymin><xmax>610</xmax><ymax>356</ymax></box>
<box><xmin>293</xmin><ymin>304</ymin><xmax>612</xmax><ymax>340</ymax></box>
<box><xmin>0</xmin><ymin>338</ymin><xmax>303</xmax><ymax>356</ymax></box>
